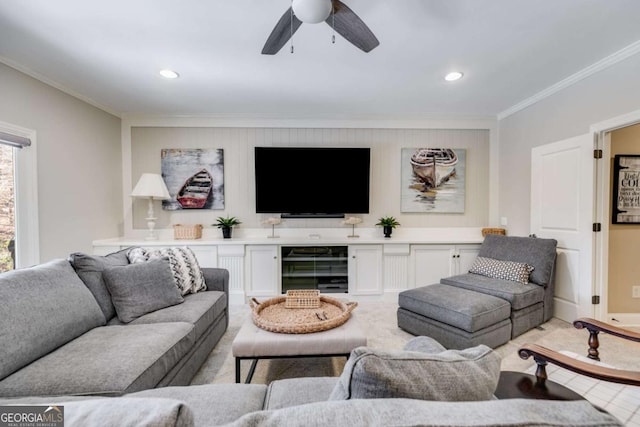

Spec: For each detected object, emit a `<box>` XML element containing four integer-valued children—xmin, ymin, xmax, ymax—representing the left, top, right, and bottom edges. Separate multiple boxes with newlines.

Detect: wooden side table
<box><xmin>495</xmin><ymin>371</ymin><xmax>584</xmax><ymax>401</ymax></box>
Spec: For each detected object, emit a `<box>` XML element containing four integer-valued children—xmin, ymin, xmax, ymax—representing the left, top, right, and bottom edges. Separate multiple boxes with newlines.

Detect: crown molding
<box><xmin>498</xmin><ymin>39</ymin><xmax>640</xmax><ymax>121</ymax></box>
<box><xmin>0</xmin><ymin>56</ymin><xmax>122</xmax><ymax>119</ymax></box>
<box><xmin>121</xmin><ymin>113</ymin><xmax>497</xmax><ymax>129</ymax></box>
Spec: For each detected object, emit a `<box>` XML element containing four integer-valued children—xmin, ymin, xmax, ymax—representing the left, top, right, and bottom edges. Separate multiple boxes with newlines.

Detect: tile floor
<box><xmin>525</xmin><ymin>351</ymin><xmax>640</xmax><ymax>426</ymax></box>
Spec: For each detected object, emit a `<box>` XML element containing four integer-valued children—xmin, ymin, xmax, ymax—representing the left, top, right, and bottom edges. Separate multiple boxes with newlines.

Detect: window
<box><xmin>0</xmin><ymin>123</ymin><xmax>39</xmax><ymax>269</ymax></box>
<box><xmin>0</xmin><ymin>143</ymin><xmax>15</xmax><ymax>272</ymax></box>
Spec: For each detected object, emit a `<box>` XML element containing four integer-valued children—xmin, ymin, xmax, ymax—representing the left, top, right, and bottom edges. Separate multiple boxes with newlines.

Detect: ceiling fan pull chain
<box><xmin>331</xmin><ymin>7</ymin><xmax>336</xmax><ymax>44</ymax></box>
<box><xmin>290</xmin><ymin>0</ymin><xmax>295</xmax><ymax>53</ymax></box>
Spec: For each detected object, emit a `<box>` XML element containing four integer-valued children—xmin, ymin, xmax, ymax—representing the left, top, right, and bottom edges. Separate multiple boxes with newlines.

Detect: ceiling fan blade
<box><xmin>326</xmin><ymin>0</ymin><xmax>379</xmax><ymax>53</ymax></box>
<box><xmin>262</xmin><ymin>7</ymin><xmax>303</xmax><ymax>55</ymax></box>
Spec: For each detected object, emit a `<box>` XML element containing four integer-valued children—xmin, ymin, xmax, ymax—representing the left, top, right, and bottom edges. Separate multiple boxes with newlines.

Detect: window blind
<box><xmin>0</xmin><ymin>131</ymin><xmax>31</xmax><ymax>149</ymax></box>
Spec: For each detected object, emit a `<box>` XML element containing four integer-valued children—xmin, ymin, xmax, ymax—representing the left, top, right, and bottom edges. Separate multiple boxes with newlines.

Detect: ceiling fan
<box><xmin>262</xmin><ymin>0</ymin><xmax>379</xmax><ymax>55</ymax></box>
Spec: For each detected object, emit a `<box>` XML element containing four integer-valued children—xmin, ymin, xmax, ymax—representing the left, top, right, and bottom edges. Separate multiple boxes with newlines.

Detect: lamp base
<box><xmin>145</xmin><ymin>216</ymin><xmax>158</xmax><ymax>240</ymax></box>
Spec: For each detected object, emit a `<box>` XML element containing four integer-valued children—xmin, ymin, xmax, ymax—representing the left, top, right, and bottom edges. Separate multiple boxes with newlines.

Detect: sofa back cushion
<box><xmin>329</xmin><ymin>344</ymin><xmax>501</xmax><ymax>401</ymax></box>
<box><xmin>478</xmin><ymin>234</ymin><xmax>557</xmax><ymax>286</ymax></box>
<box><xmin>103</xmin><ymin>258</ymin><xmax>184</xmax><ymax>323</ymax></box>
<box><xmin>0</xmin><ymin>259</ymin><xmax>105</xmax><ymax>380</ymax></box>
<box><xmin>69</xmin><ymin>248</ymin><xmax>131</xmax><ymax>320</ymax></box>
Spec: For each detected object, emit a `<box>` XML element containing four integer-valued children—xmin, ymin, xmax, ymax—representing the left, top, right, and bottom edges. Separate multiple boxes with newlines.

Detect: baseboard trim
<box><xmin>606</xmin><ymin>313</ymin><xmax>640</xmax><ymax>326</ymax></box>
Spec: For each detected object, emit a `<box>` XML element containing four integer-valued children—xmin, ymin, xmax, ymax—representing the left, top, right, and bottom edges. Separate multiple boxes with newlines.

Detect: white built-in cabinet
<box><xmin>348</xmin><ymin>245</ymin><xmax>383</xmax><ymax>295</ymax></box>
<box><xmin>245</xmin><ymin>245</ymin><xmax>279</xmax><ymax>297</ymax></box>
<box><xmin>93</xmin><ymin>237</ymin><xmax>482</xmax><ymax>304</ymax></box>
<box><xmin>409</xmin><ymin>244</ymin><xmax>480</xmax><ymax>288</ymax></box>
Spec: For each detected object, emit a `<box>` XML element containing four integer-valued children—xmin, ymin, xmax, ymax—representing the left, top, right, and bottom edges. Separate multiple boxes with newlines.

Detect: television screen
<box><xmin>255</xmin><ymin>147</ymin><xmax>370</xmax><ymax>217</ymax></box>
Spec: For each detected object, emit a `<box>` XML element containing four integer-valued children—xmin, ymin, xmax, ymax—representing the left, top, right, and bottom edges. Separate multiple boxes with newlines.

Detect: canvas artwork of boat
<box><xmin>177</xmin><ymin>169</ymin><xmax>213</xmax><ymax>209</ymax></box>
<box><xmin>410</xmin><ymin>148</ymin><xmax>458</xmax><ymax>188</ymax></box>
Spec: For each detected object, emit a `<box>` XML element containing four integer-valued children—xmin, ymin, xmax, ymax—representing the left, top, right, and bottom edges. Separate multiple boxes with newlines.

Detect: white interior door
<box><xmin>531</xmin><ymin>134</ymin><xmax>594</xmax><ymax>322</ymax></box>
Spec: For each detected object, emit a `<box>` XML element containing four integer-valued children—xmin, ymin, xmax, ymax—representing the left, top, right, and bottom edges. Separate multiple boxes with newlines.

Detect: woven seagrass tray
<box><xmin>249</xmin><ymin>295</ymin><xmax>357</xmax><ymax>334</ymax></box>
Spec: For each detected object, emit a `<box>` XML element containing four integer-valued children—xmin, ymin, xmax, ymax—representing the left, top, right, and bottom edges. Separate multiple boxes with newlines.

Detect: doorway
<box><xmin>599</xmin><ymin>123</ymin><xmax>640</xmax><ymax>325</ymax></box>
<box><xmin>592</xmin><ymin>111</ymin><xmax>640</xmax><ymax>325</ymax></box>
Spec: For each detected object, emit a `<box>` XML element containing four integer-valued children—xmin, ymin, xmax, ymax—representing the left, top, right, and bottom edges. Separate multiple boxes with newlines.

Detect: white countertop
<box><xmin>93</xmin><ymin>227</ymin><xmax>487</xmax><ymax>246</ymax></box>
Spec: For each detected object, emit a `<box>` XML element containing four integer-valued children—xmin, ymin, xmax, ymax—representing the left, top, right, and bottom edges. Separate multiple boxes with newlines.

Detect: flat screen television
<box><xmin>255</xmin><ymin>147</ymin><xmax>370</xmax><ymax>217</ymax></box>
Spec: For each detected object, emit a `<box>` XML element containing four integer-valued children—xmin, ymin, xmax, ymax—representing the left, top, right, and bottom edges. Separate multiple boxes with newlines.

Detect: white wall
<box><xmin>129</xmin><ymin>126</ymin><xmax>491</xmax><ymax>234</ymax></box>
<box><xmin>0</xmin><ymin>63</ymin><xmax>122</xmax><ymax>261</ymax></box>
<box><xmin>498</xmin><ymin>53</ymin><xmax>640</xmax><ymax>236</ymax></box>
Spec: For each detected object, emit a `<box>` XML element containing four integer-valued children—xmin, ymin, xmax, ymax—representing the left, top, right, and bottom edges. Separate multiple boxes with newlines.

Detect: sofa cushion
<box><xmin>264</xmin><ymin>377</ymin><xmax>338</xmax><ymax>410</ymax></box>
<box><xmin>0</xmin><ymin>322</ymin><xmax>195</xmax><ymax>397</ymax></box>
<box><xmin>129</xmin><ymin>246</ymin><xmax>206</xmax><ymax>295</ymax></box>
<box><xmin>226</xmin><ymin>399</ymin><xmax>623</xmax><ymax>427</ymax></box>
<box><xmin>0</xmin><ymin>259</ymin><xmax>105</xmax><ymax>381</ymax></box>
<box><xmin>478</xmin><ymin>234</ymin><xmax>557</xmax><ymax>286</ymax></box>
<box><xmin>69</xmin><ymin>248</ymin><xmax>131</xmax><ymax>320</ymax></box>
<box><xmin>107</xmin><ymin>290</ymin><xmax>226</xmax><ymax>341</ymax></box>
<box><xmin>469</xmin><ymin>256</ymin><xmax>534</xmax><ymax>284</ymax></box>
<box><xmin>329</xmin><ymin>345</ymin><xmax>501</xmax><ymax>401</ymax></box>
<box><xmin>103</xmin><ymin>258</ymin><xmax>184</xmax><ymax>323</ymax></box>
<box><xmin>441</xmin><ymin>273</ymin><xmax>545</xmax><ymax>310</ymax></box>
<box><xmin>62</xmin><ymin>397</ymin><xmax>194</xmax><ymax>427</ymax></box>
<box><xmin>131</xmin><ymin>384</ymin><xmax>268</xmax><ymax>426</ymax></box>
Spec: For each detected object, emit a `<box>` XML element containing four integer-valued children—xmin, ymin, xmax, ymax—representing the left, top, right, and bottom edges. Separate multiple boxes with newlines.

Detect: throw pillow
<box><xmin>403</xmin><ymin>336</ymin><xmax>446</xmax><ymax>354</ymax></box>
<box><xmin>68</xmin><ymin>248</ymin><xmax>131</xmax><ymax>320</ymax></box>
<box><xmin>103</xmin><ymin>258</ymin><xmax>184</xmax><ymax>323</ymax></box>
<box><xmin>128</xmin><ymin>246</ymin><xmax>206</xmax><ymax>295</ymax></box>
<box><xmin>329</xmin><ymin>344</ymin><xmax>501</xmax><ymax>401</ymax></box>
<box><xmin>469</xmin><ymin>256</ymin><xmax>534</xmax><ymax>284</ymax></box>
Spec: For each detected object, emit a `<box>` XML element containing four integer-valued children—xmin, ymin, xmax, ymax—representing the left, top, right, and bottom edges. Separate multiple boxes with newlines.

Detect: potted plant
<box><xmin>376</xmin><ymin>216</ymin><xmax>400</xmax><ymax>238</ymax></box>
<box><xmin>214</xmin><ymin>216</ymin><xmax>241</xmax><ymax>239</ymax></box>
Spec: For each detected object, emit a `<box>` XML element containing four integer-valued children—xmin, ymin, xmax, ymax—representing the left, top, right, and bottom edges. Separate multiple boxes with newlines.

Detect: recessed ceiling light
<box><xmin>444</xmin><ymin>71</ymin><xmax>463</xmax><ymax>82</ymax></box>
<box><xmin>159</xmin><ymin>69</ymin><xmax>179</xmax><ymax>79</ymax></box>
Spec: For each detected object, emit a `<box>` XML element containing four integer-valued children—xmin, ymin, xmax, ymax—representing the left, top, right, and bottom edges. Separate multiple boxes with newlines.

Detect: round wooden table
<box><xmin>494</xmin><ymin>371</ymin><xmax>584</xmax><ymax>401</ymax></box>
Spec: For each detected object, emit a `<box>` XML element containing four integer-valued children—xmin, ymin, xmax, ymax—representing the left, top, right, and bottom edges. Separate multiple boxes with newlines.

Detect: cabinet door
<box><xmin>245</xmin><ymin>245</ymin><xmax>279</xmax><ymax>297</ymax></box>
<box><xmin>455</xmin><ymin>244</ymin><xmax>480</xmax><ymax>275</ymax></box>
<box><xmin>409</xmin><ymin>245</ymin><xmax>455</xmax><ymax>288</ymax></box>
<box><xmin>348</xmin><ymin>245</ymin><xmax>383</xmax><ymax>295</ymax></box>
<box><xmin>188</xmin><ymin>246</ymin><xmax>218</xmax><ymax>268</ymax></box>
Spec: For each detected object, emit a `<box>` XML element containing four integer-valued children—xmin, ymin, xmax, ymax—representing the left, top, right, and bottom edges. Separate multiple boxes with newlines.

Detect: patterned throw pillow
<box><xmin>469</xmin><ymin>256</ymin><xmax>534</xmax><ymax>284</ymax></box>
<box><xmin>127</xmin><ymin>247</ymin><xmax>206</xmax><ymax>295</ymax></box>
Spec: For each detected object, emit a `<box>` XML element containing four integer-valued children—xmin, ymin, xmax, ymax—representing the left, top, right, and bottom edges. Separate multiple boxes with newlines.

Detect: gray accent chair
<box><xmin>398</xmin><ymin>234</ymin><xmax>558</xmax><ymax>349</ymax></box>
<box><xmin>0</xmin><ymin>255</ymin><xmax>229</xmax><ymax>398</ymax></box>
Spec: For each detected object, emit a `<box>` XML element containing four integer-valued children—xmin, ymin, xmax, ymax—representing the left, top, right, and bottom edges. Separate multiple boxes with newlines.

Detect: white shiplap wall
<box><xmin>129</xmin><ymin>126</ymin><xmax>490</xmax><ymax>233</ymax></box>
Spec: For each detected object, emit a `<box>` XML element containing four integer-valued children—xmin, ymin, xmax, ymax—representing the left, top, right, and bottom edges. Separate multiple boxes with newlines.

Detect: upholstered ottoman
<box><xmin>397</xmin><ymin>284</ymin><xmax>512</xmax><ymax>349</ymax></box>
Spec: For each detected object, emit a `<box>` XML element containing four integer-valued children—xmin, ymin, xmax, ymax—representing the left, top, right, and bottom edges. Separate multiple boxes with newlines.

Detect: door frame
<box><xmin>591</xmin><ymin>108</ymin><xmax>640</xmax><ymax>324</ymax></box>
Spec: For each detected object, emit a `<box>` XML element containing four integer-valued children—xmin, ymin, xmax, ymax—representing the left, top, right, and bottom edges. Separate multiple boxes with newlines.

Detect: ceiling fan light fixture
<box><xmin>292</xmin><ymin>0</ymin><xmax>332</xmax><ymax>23</ymax></box>
<box><xmin>159</xmin><ymin>69</ymin><xmax>179</xmax><ymax>79</ymax></box>
<box><xmin>445</xmin><ymin>71</ymin><xmax>464</xmax><ymax>82</ymax></box>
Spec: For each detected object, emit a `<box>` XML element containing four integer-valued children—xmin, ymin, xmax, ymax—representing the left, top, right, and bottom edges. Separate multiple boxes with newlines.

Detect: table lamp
<box><xmin>131</xmin><ymin>173</ymin><xmax>170</xmax><ymax>240</ymax></box>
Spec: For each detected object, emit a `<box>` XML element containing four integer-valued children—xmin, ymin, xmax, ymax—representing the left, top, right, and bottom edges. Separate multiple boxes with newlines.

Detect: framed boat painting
<box><xmin>161</xmin><ymin>148</ymin><xmax>224</xmax><ymax>210</ymax></box>
<box><xmin>401</xmin><ymin>148</ymin><xmax>465</xmax><ymax>213</ymax></box>
<box><xmin>612</xmin><ymin>154</ymin><xmax>640</xmax><ymax>224</ymax></box>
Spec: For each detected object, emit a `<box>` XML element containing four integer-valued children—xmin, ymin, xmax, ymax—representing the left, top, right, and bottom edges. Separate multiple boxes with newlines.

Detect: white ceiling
<box><xmin>1</xmin><ymin>0</ymin><xmax>640</xmax><ymax>118</ymax></box>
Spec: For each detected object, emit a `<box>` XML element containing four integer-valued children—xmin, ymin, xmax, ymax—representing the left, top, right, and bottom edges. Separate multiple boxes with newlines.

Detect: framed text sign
<box><xmin>612</xmin><ymin>154</ymin><xmax>640</xmax><ymax>224</ymax></box>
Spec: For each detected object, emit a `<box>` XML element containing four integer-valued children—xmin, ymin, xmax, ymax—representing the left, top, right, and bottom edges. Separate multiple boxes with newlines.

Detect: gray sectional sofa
<box><xmin>0</xmin><ymin>339</ymin><xmax>621</xmax><ymax>426</ymax></box>
<box><xmin>0</xmin><ymin>251</ymin><xmax>229</xmax><ymax>398</ymax></box>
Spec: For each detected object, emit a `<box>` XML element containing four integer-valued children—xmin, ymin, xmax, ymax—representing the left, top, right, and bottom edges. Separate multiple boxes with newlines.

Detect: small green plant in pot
<box><xmin>376</xmin><ymin>216</ymin><xmax>400</xmax><ymax>238</ymax></box>
<box><xmin>214</xmin><ymin>216</ymin><xmax>241</xmax><ymax>239</ymax></box>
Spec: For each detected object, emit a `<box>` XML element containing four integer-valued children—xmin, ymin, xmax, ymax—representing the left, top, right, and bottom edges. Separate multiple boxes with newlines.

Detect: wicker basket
<box><xmin>250</xmin><ymin>295</ymin><xmax>357</xmax><ymax>334</ymax></box>
<box><xmin>285</xmin><ymin>290</ymin><xmax>321</xmax><ymax>309</ymax></box>
<box><xmin>482</xmin><ymin>227</ymin><xmax>506</xmax><ymax>237</ymax></box>
<box><xmin>173</xmin><ymin>224</ymin><xmax>203</xmax><ymax>240</ymax></box>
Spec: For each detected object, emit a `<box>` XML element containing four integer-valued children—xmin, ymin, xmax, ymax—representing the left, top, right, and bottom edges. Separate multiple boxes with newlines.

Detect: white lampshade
<box><xmin>131</xmin><ymin>173</ymin><xmax>170</xmax><ymax>200</ymax></box>
<box><xmin>292</xmin><ymin>0</ymin><xmax>332</xmax><ymax>23</ymax></box>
